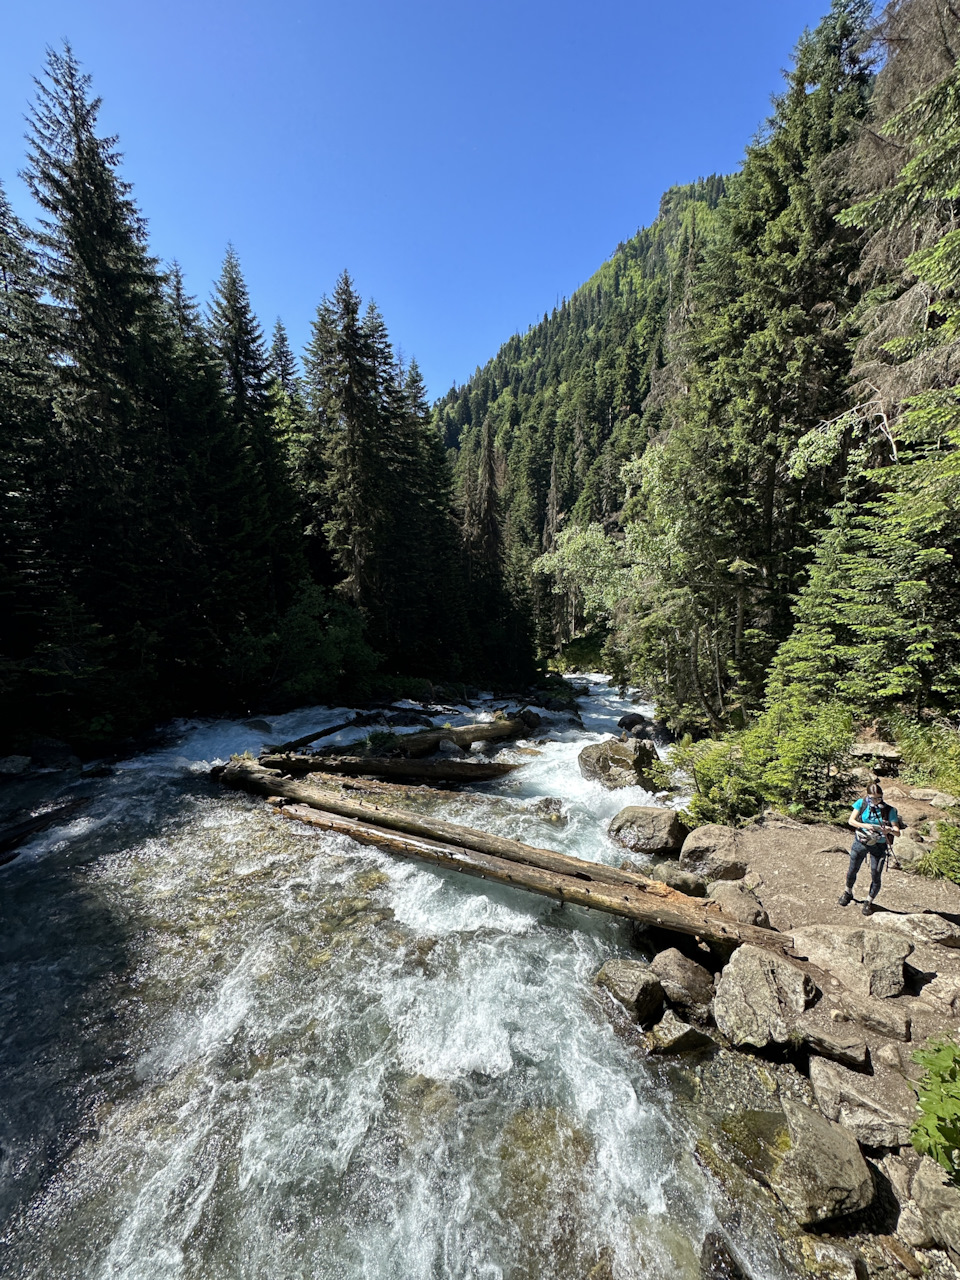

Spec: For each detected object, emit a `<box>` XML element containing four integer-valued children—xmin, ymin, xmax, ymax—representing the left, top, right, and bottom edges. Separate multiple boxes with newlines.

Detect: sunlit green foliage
<box><xmin>913</xmin><ymin>1037</ymin><xmax>960</xmax><ymax>1181</ymax></box>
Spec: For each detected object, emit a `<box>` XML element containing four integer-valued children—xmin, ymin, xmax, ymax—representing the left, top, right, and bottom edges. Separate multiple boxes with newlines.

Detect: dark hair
<box><xmin>866</xmin><ymin>782</ymin><xmax>884</xmax><ymax>797</ymax></box>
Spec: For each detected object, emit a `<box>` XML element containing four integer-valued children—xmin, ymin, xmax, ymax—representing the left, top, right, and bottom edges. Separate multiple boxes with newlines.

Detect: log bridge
<box><xmin>217</xmin><ymin>757</ymin><xmax>795</xmax><ymax>954</ymax></box>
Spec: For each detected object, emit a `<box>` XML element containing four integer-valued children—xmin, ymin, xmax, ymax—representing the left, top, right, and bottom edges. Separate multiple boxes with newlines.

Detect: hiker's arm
<box><xmin>848</xmin><ymin>811</ymin><xmax>867</xmax><ymax>833</ymax></box>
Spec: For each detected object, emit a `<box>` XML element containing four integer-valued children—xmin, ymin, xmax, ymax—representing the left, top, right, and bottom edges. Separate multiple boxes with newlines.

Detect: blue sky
<box><xmin>1</xmin><ymin>0</ymin><xmax>835</xmax><ymax>398</ymax></box>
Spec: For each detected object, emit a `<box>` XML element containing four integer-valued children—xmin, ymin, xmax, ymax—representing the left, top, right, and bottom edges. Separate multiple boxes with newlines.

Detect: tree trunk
<box><xmin>275</xmin><ymin>801</ymin><xmax>790</xmax><ymax>951</ymax></box>
<box><xmin>379</xmin><ymin>716</ymin><xmax>533</xmax><ymax>758</ymax></box>
<box><xmin>256</xmin><ymin>754</ymin><xmax>520</xmax><ymax>783</ymax></box>
<box><xmin>216</xmin><ymin>759</ymin><xmax>790</xmax><ymax>951</ymax></box>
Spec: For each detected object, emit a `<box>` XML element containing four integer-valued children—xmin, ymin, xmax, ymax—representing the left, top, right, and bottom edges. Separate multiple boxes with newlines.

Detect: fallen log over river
<box><xmin>258</xmin><ymin>754</ymin><xmax>519</xmax><ymax>782</ymax></box>
<box><xmin>218</xmin><ymin>758</ymin><xmax>791</xmax><ymax>952</ymax></box>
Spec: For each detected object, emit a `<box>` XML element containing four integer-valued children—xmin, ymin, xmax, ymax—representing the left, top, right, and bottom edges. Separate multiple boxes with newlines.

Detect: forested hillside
<box><xmin>440</xmin><ymin>0</ymin><xmax>960</xmax><ymax>850</ymax></box>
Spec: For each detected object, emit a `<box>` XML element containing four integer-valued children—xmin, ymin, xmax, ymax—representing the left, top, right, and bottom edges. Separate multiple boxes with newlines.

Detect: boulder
<box><xmin>932</xmin><ymin>791</ymin><xmax>959</xmax><ymax>809</ymax></box>
<box><xmin>578</xmin><ymin>737</ymin><xmax>659</xmax><ymax>791</ymax></box>
<box><xmin>872</xmin><ymin>1041</ymin><xmax>922</xmax><ymax>1081</ymax></box>
<box><xmin>617</xmin><ymin>712</ymin><xmax>650</xmax><ymax>735</ymax></box>
<box><xmin>849</xmin><ymin>740</ymin><xmax>902</xmax><ymax>774</ymax></box>
<box><xmin>837</xmin><ymin>989</ymin><xmax>911</xmax><ymax>1041</ymax></box>
<box><xmin>707</xmin><ymin>880</ymin><xmax>770</xmax><ymax>928</ymax></box>
<box><xmin>607</xmin><ymin>805</ymin><xmax>688</xmax><ymax>857</ymax></box>
<box><xmin>530</xmin><ymin>796</ymin><xmax>566</xmax><ymax>825</ymax></box>
<box><xmin>911</xmin><ymin>1155</ymin><xmax>960</xmax><ymax>1262</ymax></box>
<box><xmin>791</xmin><ymin>926</ymin><xmax>913</xmax><ymax>999</ymax></box>
<box><xmin>594</xmin><ymin>959</ymin><xmax>664</xmax><ymax>1024</ymax></box>
<box><xmin>918</xmin><ymin>974</ymin><xmax>960</xmax><ymax>1016</ymax></box>
<box><xmin>809</xmin><ymin>1057</ymin><xmax>917</xmax><ymax>1148</ymax></box>
<box><xmin>870</xmin><ymin>911</ymin><xmax>960</xmax><ymax>948</ymax></box>
<box><xmin>889</xmin><ymin>831</ymin><xmax>929</xmax><ymax>871</ymax></box>
<box><xmin>650</xmin><ymin>947</ymin><xmax>715</xmax><ymax>1011</ymax></box>
<box><xmin>679</xmin><ymin>826</ymin><xmax>748</xmax><ymax>882</ymax></box>
<box><xmin>647</xmin><ymin>1009</ymin><xmax>714</xmax><ymax>1053</ymax></box>
<box><xmin>713</xmin><ymin>944</ymin><xmax>816</xmax><ymax>1049</ymax></box>
<box><xmin>792</xmin><ymin>1013</ymin><xmax>868</xmax><ymax>1069</ymax></box>
<box><xmin>0</xmin><ymin>754</ymin><xmax>31</xmax><ymax>776</ymax></box>
<box><xmin>769</xmin><ymin>1098</ymin><xmax>875</xmax><ymax>1227</ymax></box>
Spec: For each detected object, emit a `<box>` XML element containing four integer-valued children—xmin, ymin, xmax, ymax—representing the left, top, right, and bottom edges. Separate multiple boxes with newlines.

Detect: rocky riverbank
<box><xmin>585</xmin><ymin>734</ymin><xmax>960</xmax><ymax>1279</ymax></box>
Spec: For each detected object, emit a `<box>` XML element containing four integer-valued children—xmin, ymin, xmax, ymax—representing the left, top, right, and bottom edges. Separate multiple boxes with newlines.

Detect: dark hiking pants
<box><xmin>846</xmin><ymin>839</ymin><xmax>886</xmax><ymax>901</ymax></box>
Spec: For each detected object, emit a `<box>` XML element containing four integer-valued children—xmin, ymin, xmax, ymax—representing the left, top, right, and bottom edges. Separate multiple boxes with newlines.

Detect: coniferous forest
<box><xmin>4</xmin><ymin>0</ymin><xmax>960</xmax><ymax>863</ymax></box>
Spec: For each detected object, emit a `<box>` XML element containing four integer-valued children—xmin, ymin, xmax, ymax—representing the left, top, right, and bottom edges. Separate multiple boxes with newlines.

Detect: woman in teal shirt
<box><xmin>838</xmin><ymin>781</ymin><xmax>904</xmax><ymax>914</ymax></box>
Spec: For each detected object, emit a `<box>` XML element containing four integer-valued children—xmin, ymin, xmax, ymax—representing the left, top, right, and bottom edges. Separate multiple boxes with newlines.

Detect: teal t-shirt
<box><xmin>852</xmin><ymin>797</ymin><xmax>899</xmax><ymax>846</ymax></box>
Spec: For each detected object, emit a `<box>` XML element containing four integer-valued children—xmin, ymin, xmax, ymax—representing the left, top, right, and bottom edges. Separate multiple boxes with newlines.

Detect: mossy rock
<box><xmin>498</xmin><ymin>1107</ymin><xmax>595</xmax><ymax>1279</ymax></box>
<box><xmin>352</xmin><ymin>869</ymin><xmax>390</xmax><ymax>892</ymax></box>
<box><xmin>720</xmin><ymin>1108</ymin><xmax>791</xmax><ymax>1184</ymax></box>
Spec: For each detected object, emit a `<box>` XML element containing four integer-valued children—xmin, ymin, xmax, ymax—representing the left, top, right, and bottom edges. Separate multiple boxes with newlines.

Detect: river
<box><xmin>0</xmin><ymin>677</ymin><xmax>794</xmax><ymax>1279</ymax></box>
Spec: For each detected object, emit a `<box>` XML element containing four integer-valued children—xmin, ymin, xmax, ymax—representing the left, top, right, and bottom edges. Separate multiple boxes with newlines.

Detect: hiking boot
<box><xmin>837</xmin><ymin>891</ymin><xmax>853</xmax><ymax>907</ymax></box>
<box><xmin>862</xmin><ymin>899</ymin><xmax>875</xmax><ymax>916</ymax></box>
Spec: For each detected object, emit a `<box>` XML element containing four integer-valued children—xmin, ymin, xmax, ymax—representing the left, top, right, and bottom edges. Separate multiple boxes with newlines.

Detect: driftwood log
<box><xmin>218</xmin><ymin>759</ymin><xmax>790</xmax><ymax>951</ymax></box>
<box><xmin>381</xmin><ymin>716</ymin><xmax>534</xmax><ymax>758</ymax></box>
<box><xmin>267</xmin><ymin>716</ymin><xmax>361</xmax><ymax>754</ymax></box>
<box><xmin>258</xmin><ymin>754</ymin><xmax>519</xmax><ymax>783</ymax></box>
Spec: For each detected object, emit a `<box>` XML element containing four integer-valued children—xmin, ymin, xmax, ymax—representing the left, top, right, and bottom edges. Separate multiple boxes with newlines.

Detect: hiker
<box><xmin>838</xmin><ymin>781</ymin><xmax>904</xmax><ymax>915</ymax></box>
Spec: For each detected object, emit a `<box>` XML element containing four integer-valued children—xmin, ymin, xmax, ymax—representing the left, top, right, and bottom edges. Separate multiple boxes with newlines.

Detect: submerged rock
<box><xmin>607</xmin><ymin>805</ymin><xmax>688</xmax><ymax>857</ymax></box>
<box><xmin>713</xmin><ymin>945</ymin><xmax>816</xmax><ymax>1049</ymax></box>
<box><xmin>0</xmin><ymin>755</ymin><xmax>31</xmax><ymax>776</ymax></box>
<box><xmin>699</xmin><ymin>1230</ymin><xmax>750</xmax><ymax>1279</ymax></box>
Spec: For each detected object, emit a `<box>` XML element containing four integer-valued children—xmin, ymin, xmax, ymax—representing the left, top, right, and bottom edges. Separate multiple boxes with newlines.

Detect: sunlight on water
<box><xmin>0</xmin><ymin>677</ymin><xmax>793</xmax><ymax>1279</ymax></box>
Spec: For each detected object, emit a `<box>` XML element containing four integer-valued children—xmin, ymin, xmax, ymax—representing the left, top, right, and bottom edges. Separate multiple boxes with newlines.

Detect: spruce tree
<box><xmin>208</xmin><ymin>247</ymin><xmax>300</xmax><ymax>621</ymax></box>
<box><xmin>21</xmin><ymin>44</ymin><xmax>189</xmax><ymax>733</ymax></box>
<box><xmin>0</xmin><ymin>182</ymin><xmax>55</xmax><ymax>719</ymax></box>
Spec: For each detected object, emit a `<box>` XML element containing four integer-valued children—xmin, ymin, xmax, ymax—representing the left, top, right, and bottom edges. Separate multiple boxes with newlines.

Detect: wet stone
<box><xmin>595</xmin><ymin>959</ymin><xmax>664</xmax><ymax>1024</ymax></box>
<box><xmin>700</xmin><ymin>1230</ymin><xmax>751</xmax><ymax>1280</ymax></box>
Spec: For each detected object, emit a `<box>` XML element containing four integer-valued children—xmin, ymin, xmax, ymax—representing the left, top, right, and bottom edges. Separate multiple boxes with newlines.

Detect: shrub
<box><xmin>912</xmin><ymin>1037</ymin><xmax>960</xmax><ymax>1182</ymax></box>
<box><xmin>670</xmin><ymin>699</ymin><xmax>853</xmax><ymax>827</ymax></box>
<box><xmin>918</xmin><ymin>821</ymin><xmax>960</xmax><ymax>884</ymax></box>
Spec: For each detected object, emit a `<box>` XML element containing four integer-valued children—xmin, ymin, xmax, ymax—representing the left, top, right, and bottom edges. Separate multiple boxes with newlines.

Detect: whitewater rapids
<box><xmin>0</xmin><ymin>677</ymin><xmax>792</xmax><ymax>1279</ymax></box>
